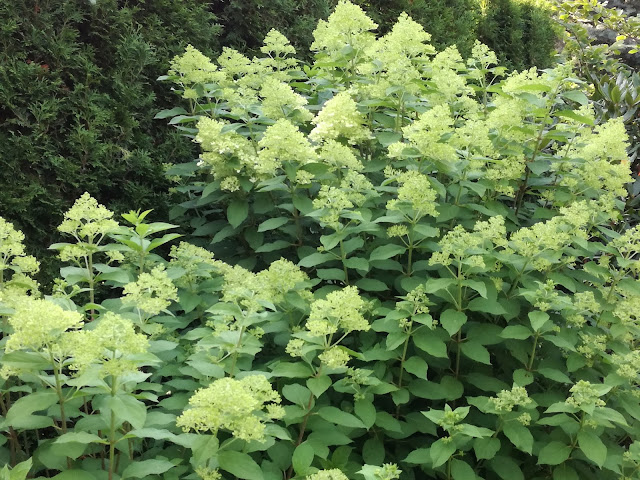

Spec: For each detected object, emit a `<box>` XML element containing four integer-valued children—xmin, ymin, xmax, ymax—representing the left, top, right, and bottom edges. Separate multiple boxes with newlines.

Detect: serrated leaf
<box><xmin>292</xmin><ymin>443</ymin><xmax>315</xmax><ymax>475</ymax></box>
<box><xmin>369</xmin><ymin>244</ymin><xmax>406</xmax><ymax>262</ymax></box>
<box><xmin>503</xmin><ymin>422</ymin><xmax>533</xmax><ymax>454</ymax></box>
<box><xmin>538</xmin><ymin>441</ymin><xmax>572</xmax><ymax>465</ymax></box>
<box><xmin>431</xmin><ymin>438</ymin><xmax>456</xmax><ymax>468</ymax></box>
<box><xmin>218</xmin><ymin>451</ymin><xmax>264</xmax><ymax>480</ymax></box>
<box><xmin>227</xmin><ymin>198</ymin><xmax>249</xmax><ymax>229</ymax></box>
<box><xmin>461</xmin><ymin>341</ymin><xmax>491</xmax><ymax>365</ymax></box>
<box><xmin>121</xmin><ymin>459</ymin><xmax>175</xmax><ymax>479</ymax></box>
<box><xmin>501</xmin><ymin>325</ymin><xmax>532</xmax><ymax>340</ymax></box>
<box><xmin>440</xmin><ymin>310</ymin><xmax>467</xmax><ymax>336</ymax></box>
<box><xmin>318</xmin><ymin>407</ymin><xmax>365</xmax><ymax>428</ymax></box>
<box><xmin>577</xmin><ymin>430</ymin><xmax>607</xmax><ymax>467</ymax></box>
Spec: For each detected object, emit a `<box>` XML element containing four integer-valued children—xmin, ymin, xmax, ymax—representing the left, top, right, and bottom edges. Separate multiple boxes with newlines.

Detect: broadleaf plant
<box><xmin>1</xmin><ymin>2</ymin><xmax>640</xmax><ymax>479</ymax></box>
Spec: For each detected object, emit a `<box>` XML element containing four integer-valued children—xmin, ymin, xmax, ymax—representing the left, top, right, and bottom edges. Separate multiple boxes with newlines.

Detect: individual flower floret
<box><xmin>122</xmin><ymin>266</ymin><xmax>178</xmax><ymax>317</ymax></box>
<box><xmin>306</xmin><ymin>286</ymin><xmax>369</xmax><ymax>337</ymax></box>
<box><xmin>58</xmin><ymin>193</ymin><xmax>119</xmax><ymax>240</ymax></box>
<box><xmin>4</xmin><ymin>297</ymin><xmax>84</xmax><ymax>354</ymax></box>
<box><xmin>489</xmin><ymin>385</ymin><xmax>532</xmax><ymax>412</ymax></box>
<box><xmin>306</xmin><ymin>469</ymin><xmax>349</xmax><ymax>480</ymax></box>
<box><xmin>176</xmin><ymin>375</ymin><xmax>283</xmax><ymax>442</ymax></box>
<box><xmin>309</xmin><ymin>92</ymin><xmax>369</xmax><ymax>144</ymax></box>
<box><xmin>65</xmin><ymin>312</ymin><xmax>148</xmax><ymax>378</ymax></box>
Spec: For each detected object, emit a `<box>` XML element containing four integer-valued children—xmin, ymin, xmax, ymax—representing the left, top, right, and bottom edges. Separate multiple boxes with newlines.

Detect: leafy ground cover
<box><xmin>2</xmin><ymin>2</ymin><xmax>640</xmax><ymax>479</ymax></box>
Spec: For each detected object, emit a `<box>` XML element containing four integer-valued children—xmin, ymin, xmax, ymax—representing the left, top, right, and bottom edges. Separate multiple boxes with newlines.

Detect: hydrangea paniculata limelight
<box><xmin>4</xmin><ymin>297</ymin><xmax>83</xmax><ymax>354</ymax></box>
<box><xmin>310</xmin><ymin>92</ymin><xmax>369</xmax><ymax>144</ymax></box>
<box><xmin>258</xmin><ymin>119</ymin><xmax>317</xmax><ymax>175</ymax></box>
<box><xmin>489</xmin><ymin>385</ymin><xmax>533</xmax><ymax>412</ymax></box>
<box><xmin>306</xmin><ymin>286</ymin><xmax>369</xmax><ymax>336</ymax></box>
<box><xmin>58</xmin><ymin>192</ymin><xmax>119</xmax><ymax>241</ymax></box>
<box><xmin>122</xmin><ymin>266</ymin><xmax>178</xmax><ymax>317</ymax></box>
<box><xmin>169</xmin><ymin>44</ymin><xmax>223</xmax><ymax>86</ymax></box>
<box><xmin>306</xmin><ymin>469</ymin><xmax>349</xmax><ymax>480</ymax></box>
<box><xmin>176</xmin><ymin>375</ymin><xmax>283</xmax><ymax>441</ymax></box>
<box><xmin>65</xmin><ymin>312</ymin><xmax>148</xmax><ymax>378</ymax></box>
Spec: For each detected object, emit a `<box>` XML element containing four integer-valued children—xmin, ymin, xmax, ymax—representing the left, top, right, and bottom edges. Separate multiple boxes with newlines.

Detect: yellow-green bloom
<box><xmin>306</xmin><ymin>286</ymin><xmax>369</xmax><ymax>336</ymax></box>
<box><xmin>489</xmin><ymin>385</ymin><xmax>532</xmax><ymax>412</ymax></box>
<box><xmin>65</xmin><ymin>312</ymin><xmax>148</xmax><ymax>378</ymax></box>
<box><xmin>306</xmin><ymin>470</ymin><xmax>349</xmax><ymax>480</ymax></box>
<box><xmin>565</xmin><ymin>380</ymin><xmax>606</xmax><ymax>409</ymax></box>
<box><xmin>260</xmin><ymin>79</ymin><xmax>312</xmax><ymax>121</ymax></box>
<box><xmin>310</xmin><ymin>92</ymin><xmax>369</xmax><ymax>144</ymax></box>
<box><xmin>176</xmin><ymin>375</ymin><xmax>283</xmax><ymax>442</ymax></box>
<box><xmin>58</xmin><ymin>193</ymin><xmax>119</xmax><ymax>240</ymax></box>
<box><xmin>4</xmin><ymin>297</ymin><xmax>83</xmax><ymax>354</ymax></box>
<box><xmin>318</xmin><ymin>346</ymin><xmax>351</xmax><ymax>369</ymax></box>
<box><xmin>169</xmin><ymin>44</ymin><xmax>224</xmax><ymax>86</ymax></box>
<box><xmin>257</xmin><ymin>119</ymin><xmax>317</xmax><ymax>176</ymax></box>
<box><xmin>122</xmin><ymin>266</ymin><xmax>178</xmax><ymax>317</ymax></box>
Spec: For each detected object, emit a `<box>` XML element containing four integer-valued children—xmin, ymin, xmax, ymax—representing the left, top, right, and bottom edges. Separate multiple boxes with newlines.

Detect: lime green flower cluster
<box><xmin>311</xmin><ymin>0</ymin><xmax>377</xmax><ymax>63</ymax></box>
<box><xmin>258</xmin><ymin>119</ymin><xmax>317</xmax><ymax>176</ymax></box>
<box><xmin>65</xmin><ymin>312</ymin><xmax>148</xmax><ymax>378</ymax></box>
<box><xmin>613</xmin><ymin>351</ymin><xmax>640</xmax><ymax>382</ymax></box>
<box><xmin>195</xmin><ymin>467</ymin><xmax>221</xmax><ymax>480</ymax></box>
<box><xmin>310</xmin><ymin>92</ymin><xmax>369</xmax><ymax>145</ymax></box>
<box><xmin>388</xmin><ymin>104</ymin><xmax>457</xmax><ymax>163</ymax></box>
<box><xmin>489</xmin><ymin>385</ymin><xmax>532</xmax><ymax>412</ymax></box>
<box><xmin>0</xmin><ymin>217</ymin><xmax>40</xmax><ymax>296</ymax></box>
<box><xmin>259</xmin><ymin>78</ymin><xmax>312</xmax><ymax>122</ymax></box>
<box><xmin>259</xmin><ymin>29</ymin><xmax>298</xmax><ymax>73</ymax></box>
<box><xmin>565</xmin><ymin>380</ymin><xmax>606</xmax><ymax>409</ymax></box>
<box><xmin>306</xmin><ymin>470</ymin><xmax>349</xmax><ymax>480</ymax></box>
<box><xmin>3</xmin><ymin>297</ymin><xmax>83</xmax><ymax>355</ymax></box>
<box><xmin>58</xmin><ymin>192</ymin><xmax>119</xmax><ymax>242</ymax></box>
<box><xmin>318</xmin><ymin>140</ymin><xmax>363</xmax><ymax>172</ymax></box>
<box><xmin>370</xmin><ymin>464</ymin><xmax>402</xmax><ymax>480</ymax></box>
<box><xmin>430</xmin><ymin>217</ymin><xmax>506</xmax><ymax>270</ymax></box>
<box><xmin>312</xmin><ymin>172</ymin><xmax>373</xmax><ymax>229</ymax></box>
<box><xmin>306</xmin><ymin>286</ymin><xmax>369</xmax><ymax>337</ymax></box>
<box><xmin>122</xmin><ymin>266</ymin><xmax>178</xmax><ymax>317</ymax></box>
<box><xmin>385</xmin><ymin>169</ymin><xmax>439</xmax><ymax>219</ymax></box>
<box><xmin>169</xmin><ymin>241</ymin><xmax>218</xmax><ymax>287</ymax></box>
<box><xmin>176</xmin><ymin>375</ymin><xmax>284</xmax><ymax>442</ymax></box>
<box><xmin>168</xmin><ymin>44</ymin><xmax>223</xmax><ymax>87</ymax></box>
<box><xmin>195</xmin><ymin>117</ymin><xmax>255</xmax><ymax>189</ymax></box>
<box><xmin>318</xmin><ymin>346</ymin><xmax>352</xmax><ymax>369</ymax></box>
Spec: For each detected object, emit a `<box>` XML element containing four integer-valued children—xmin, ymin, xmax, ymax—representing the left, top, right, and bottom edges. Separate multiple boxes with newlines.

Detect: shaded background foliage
<box><xmin>0</xmin><ymin>0</ymin><xmax>221</xmax><ymax>281</ymax></box>
<box><xmin>0</xmin><ymin>0</ymin><xmax>559</xmax><ymax>285</ymax></box>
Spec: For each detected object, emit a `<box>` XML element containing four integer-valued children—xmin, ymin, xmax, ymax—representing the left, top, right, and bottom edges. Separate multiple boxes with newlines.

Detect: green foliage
<box><xmin>2</xmin><ymin>3</ymin><xmax>640</xmax><ymax>479</ymax></box>
<box><xmin>0</xmin><ymin>0</ymin><xmax>220</xmax><ymax>284</ymax></box>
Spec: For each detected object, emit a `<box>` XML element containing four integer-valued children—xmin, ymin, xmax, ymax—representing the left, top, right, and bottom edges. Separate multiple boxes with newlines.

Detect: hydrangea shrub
<box><xmin>1</xmin><ymin>2</ymin><xmax>640</xmax><ymax>480</ymax></box>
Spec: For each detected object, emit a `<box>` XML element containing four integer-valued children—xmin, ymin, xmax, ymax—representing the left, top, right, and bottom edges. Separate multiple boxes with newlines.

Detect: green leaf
<box><xmin>270</xmin><ymin>362</ymin><xmax>314</xmax><ymax>378</ymax></box>
<box><xmin>307</xmin><ymin>376</ymin><xmax>332</xmax><ymax>398</ymax></box>
<box><xmin>343</xmin><ymin>256</ymin><xmax>369</xmax><ymax>272</ymax></box>
<box><xmin>6</xmin><ymin>458</ymin><xmax>32</xmax><ymax>480</ymax></box>
<box><xmin>556</xmin><ymin>109</ymin><xmax>594</xmax><ymax>125</ymax></box>
<box><xmin>369</xmin><ymin>244</ymin><xmax>406</xmax><ymax>261</ymax></box>
<box><xmin>121</xmin><ymin>459</ymin><xmax>175</xmax><ymax>479</ymax></box>
<box><xmin>282</xmin><ymin>384</ymin><xmax>312</xmax><ymax>407</ymax></box>
<box><xmin>403</xmin><ymin>356</ymin><xmax>428</xmax><ymax>378</ymax></box>
<box><xmin>537</xmin><ymin>368</ymin><xmax>572</xmax><ymax>384</ymax></box>
<box><xmin>461</xmin><ymin>341</ymin><xmax>491</xmax><ymax>365</ymax></box>
<box><xmin>404</xmin><ymin>448</ymin><xmax>430</xmax><ymax>464</ymax></box>
<box><xmin>258</xmin><ymin>217</ymin><xmax>289</xmax><ymax>232</ymax></box>
<box><xmin>4</xmin><ymin>391</ymin><xmax>58</xmax><ymax>429</ymax></box>
<box><xmin>503</xmin><ymin>422</ymin><xmax>533</xmax><ymax>454</ymax></box>
<box><xmin>440</xmin><ymin>310</ymin><xmax>467</xmax><ymax>336</ymax></box>
<box><xmin>451</xmin><ymin>459</ymin><xmax>476</xmax><ymax>480</ymax></box>
<box><xmin>299</xmin><ymin>252</ymin><xmax>334</xmax><ymax>268</ymax></box>
<box><xmin>577</xmin><ymin>430</ymin><xmax>607</xmax><ymax>467</ymax></box>
<box><xmin>538</xmin><ymin>441</ymin><xmax>572</xmax><ymax>465</ymax></box>
<box><xmin>375</xmin><ymin>131</ymin><xmax>402</xmax><ymax>146</ymax></box>
<box><xmin>292</xmin><ymin>442</ymin><xmax>315</xmax><ymax>475</ymax></box>
<box><xmin>318</xmin><ymin>407</ymin><xmax>366</xmax><ymax>428</ymax></box>
<box><xmin>430</xmin><ymin>438</ymin><xmax>456</xmax><ymax>468</ymax></box>
<box><xmin>55</xmin><ymin>432</ymin><xmax>105</xmax><ymax>445</ymax></box>
<box><xmin>490</xmin><ymin>456</ymin><xmax>524</xmax><ymax>480</ymax></box>
<box><xmin>562</xmin><ymin>91</ymin><xmax>589</xmax><ymax>106</ymax></box>
<box><xmin>474</xmin><ymin>437</ymin><xmax>501</xmax><ymax>460</ymax></box>
<box><xmin>529</xmin><ymin>311</ymin><xmax>550</xmax><ymax>332</ymax></box>
<box><xmin>413</xmin><ymin>329</ymin><xmax>448</xmax><ymax>358</ymax></box>
<box><xmin>50</xmin><ymin>472</ymin><xmax>96</xmax><ymax>480</ymax></box>
<box><xmin>553</xmin><ymin>464</ymin><xmax>579</xmax><ymax>480</ymax></box>
<box><xmin>354</xmin><ymin>399</ymin><xmax>377</xmax><ymax>429</ymax></box>
<box><xmin>154</xmin><ymin>106</ymin><xmax>188</xmax><ymax>119</ymax></box>
<box><xmin>218</xmin><ymin>451</ymin><xmax>264</xmax><ymax>480</ymax></box>
<box><xmin>468</xmin><ymin>298</ymin><xmax>507</xmax><ymax>315</ymax></box>
<box><xmin>355</xmin><ymin>278</ymin><xmax>388</xmax><ymax>291</ymax></box>
<box><xmin>227</xmin><ymin>198</ymin><xmax>249</xmax><ymax>229</ymax></box>
<box><xmin>501</xmin><ymin>325</ymin><xmax>532</xmax><ymax>340</ymax></box>
<box><xmin>363</xmin><ymin>438</ymin><xmax>385</xmax><ymax>464</ymax></box>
